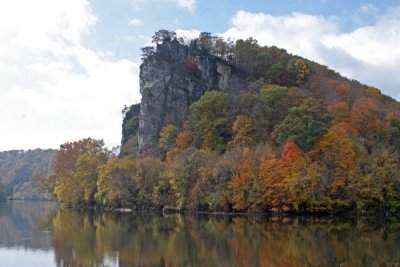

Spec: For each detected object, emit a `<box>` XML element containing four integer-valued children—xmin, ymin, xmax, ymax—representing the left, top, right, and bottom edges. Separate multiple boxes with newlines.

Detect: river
<box><xmin>0</xmin><ymin>201</ymin><xmax>399</xmax><ymax>266</ymax></box>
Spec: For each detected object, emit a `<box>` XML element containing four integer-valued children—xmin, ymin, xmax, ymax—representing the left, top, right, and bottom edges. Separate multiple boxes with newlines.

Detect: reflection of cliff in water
<box><xmin>0</xmin><ymin>201</ymin><xmax>59</xmax><ymax>250</ymax></box>
<box><xmin>50</xmin><ymin>210</ymin><xmax>400</xmax><ymax>267</ymax></box>
<box><xmin>1</xmin><ymin>201</ymin><xmax>400</xmax><ymax>266</ymax></box>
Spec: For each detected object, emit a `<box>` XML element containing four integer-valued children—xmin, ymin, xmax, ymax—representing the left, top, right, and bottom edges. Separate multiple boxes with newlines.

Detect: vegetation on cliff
<box><xmin>42</xmin><ymin>30</ymin><xmax>400</xmax><ymax>215</ymax></box>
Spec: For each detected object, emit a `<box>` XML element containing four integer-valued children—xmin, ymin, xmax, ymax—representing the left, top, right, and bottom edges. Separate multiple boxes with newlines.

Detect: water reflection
<box><xmin>1</xmin><ymin>201</ymin><xmax>400</xmax><ymax>267</ymax></box>
<box><xmin>0</xmin><ymin>201</ymin><xmax>58</xmax><ymax>250</ymax></box>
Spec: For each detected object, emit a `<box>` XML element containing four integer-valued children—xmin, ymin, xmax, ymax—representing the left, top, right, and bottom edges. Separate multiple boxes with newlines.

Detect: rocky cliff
<box><xmin>138</xmin><ymin>40</ymin><xmax>247</xmax><ymax>156</ymax></box>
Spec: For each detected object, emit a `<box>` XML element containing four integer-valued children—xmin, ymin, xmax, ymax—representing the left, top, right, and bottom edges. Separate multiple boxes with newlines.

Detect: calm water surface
<box><xmin>0</xmin><ymin>201</ymin><xmax>400</xmax><ymax>267</ymax></box>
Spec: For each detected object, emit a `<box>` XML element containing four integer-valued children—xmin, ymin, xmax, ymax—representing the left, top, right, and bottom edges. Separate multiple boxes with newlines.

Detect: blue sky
<box><xmin>0</xmin><ymin>0</ymin><xmax>399</xmax><ymax>150</ymax></box>
<box><xmin>87</xmin><ymin>0</ymin><xmax>399</xmax><ymax>60</ymax></box>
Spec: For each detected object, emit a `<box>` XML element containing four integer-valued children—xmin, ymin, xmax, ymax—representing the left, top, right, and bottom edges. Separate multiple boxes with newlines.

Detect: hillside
<box><xmin>45</xmin><ymin>30</ymin><xmax>400</xmax><ymax>215</ymax></box>
<box><xmin>0</xmin><ymin>149</ymin><xmax>56</xmax><ymax>200</ymax></box>
<box><xmin>122</xmin><ymin>31</ymin><xmax>399</xmax><ymax>157</ymax></box>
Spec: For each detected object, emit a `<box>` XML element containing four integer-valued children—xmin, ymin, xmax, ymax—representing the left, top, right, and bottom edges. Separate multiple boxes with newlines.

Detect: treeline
<box><xmin>142</xmin><ymin>29</ymin><xmax>310</xmax><ymax>87</ymax></box>
<box><xmin>43</xmin><ymin>85</ymin><xmax>400</xmax><ymax>215</ymax></box>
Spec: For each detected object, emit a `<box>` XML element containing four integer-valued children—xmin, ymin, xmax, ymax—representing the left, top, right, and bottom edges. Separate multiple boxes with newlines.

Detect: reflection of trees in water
<box><xmin>0</xmin><ymin>201</ymin><xmax>58</xmax><ymax>250</ymax></box>
<box><xmin>50</xmin><ymin>211</ymin><xmax>400</xmax><ymax>267</ymax></box>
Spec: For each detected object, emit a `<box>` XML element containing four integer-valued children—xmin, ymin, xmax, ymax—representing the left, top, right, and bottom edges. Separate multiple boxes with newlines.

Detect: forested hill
<box><xmin>0</xmin><ymin>149</ymin><xmax>56</xmax><ymax>200</ymax></box>
<box><xmin>45</xmin><ymin>30</ymin><xmax>400</xmax><ymax>215</ymax></box>
<box><xmin>122</xmin><ymin>30</ymin><xmax>399</xmax><ymax>159</ymax></box>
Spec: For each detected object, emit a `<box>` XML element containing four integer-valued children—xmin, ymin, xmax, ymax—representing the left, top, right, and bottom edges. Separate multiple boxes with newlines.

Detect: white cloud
<box><xmin>221</xmin><ymin>9</ymin><xmax>400</xmax><ymax>100</ymax></box>
<box><xmin>175</xmin><ymin>0</ymin><xmax>196</xmax><ymax>13</ymax></box>
<box><xmin>176</xmin><ymin>29</ymin><xmax>201</xmax><ymax>43</ymax></box>
<box><xmin>129</xmin><ymin>18</ymin><xmax>143</xmax><ymax>26</ymax></box>
<box><xmin>0</xmin><ymin>0</ymin><xmax>140</xmax><ymax>150</ymax></box>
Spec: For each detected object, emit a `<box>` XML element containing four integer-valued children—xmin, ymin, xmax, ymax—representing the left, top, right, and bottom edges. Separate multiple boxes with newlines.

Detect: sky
<box><xmin>1</xmin><ymin>0</ymin><xmax>400</xmax><ymax>151</ymax></box>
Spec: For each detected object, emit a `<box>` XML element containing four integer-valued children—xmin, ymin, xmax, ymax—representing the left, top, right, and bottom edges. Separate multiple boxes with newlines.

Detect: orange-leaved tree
<box><xmin>228</xmin><ymin>147</ymin><xmax>262</xmax><ymax>211</ymax></box>
<box><xmin>280</xmin><ymin>142</ymin><xmax>307</xmax><ymax>210</ymax></box>
<box><xmin>350</xmin><ymin>97</ymin><xmax>381</xmax><ymax>146</ymax></box>
<box><xmin>259</xmin><ymin>154</ymin><xmax>283</xmax><ymax>211</ymax></box>
<box><xmin>310</xmin><ymin>125</ymin><xmax>356</xmax><ymax>205</ymax></box>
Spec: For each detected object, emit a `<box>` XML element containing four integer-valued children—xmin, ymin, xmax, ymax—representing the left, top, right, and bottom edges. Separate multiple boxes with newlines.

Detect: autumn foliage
<box><xmin>41</xmin><ymin>32</ymin><xmax>400</xmax><ymax>215</ymax></box>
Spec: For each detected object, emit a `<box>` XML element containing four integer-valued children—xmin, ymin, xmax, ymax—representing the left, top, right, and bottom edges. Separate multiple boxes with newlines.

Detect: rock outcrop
<box><xmin>138</xmin><ymin>40</ymin><xmax>247</xmax><ymax>156</ymax></box>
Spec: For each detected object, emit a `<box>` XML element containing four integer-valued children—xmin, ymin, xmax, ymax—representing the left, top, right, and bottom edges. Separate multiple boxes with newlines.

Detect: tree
<box><xmin>255</xmin><ymin>52</ymin><xmax>273</xmax><ymax>76</ymax></box>
<box><xmin>259</xmin><ymin>155</ymin><xmax>283</xmax><ymax>210</ymax></box>
<box><xmin>75</xmin><ymin>151</ymin><xmax>108</xmax><ymax>205</ymax></box>
<box><xmin>96</xmin><ymin>158</ymin><xmax>137</xmax><ymax>207</ymax></box>
<box><xmin>292</xmin><ymin>58</ymin><xmax>310</xmax><ymax>85</ymax></box>
<box><xmin>169</xmin><ymin>149</ymin><xmax>215</xmax><ymax>209</ymax></box>
<box><xmin>233</xmin><ymin>38</ymin><xmax>259</xmax><ymax>72</ymax></box>
<box><xmin>229</xmin><ymin>115</ymin><xmax>256</xmax><ymax>148</ymax></box>
<box><xmin>198</xmin><ymin>32</ymin><xmax>213</xmax><ymax>53</ymax></box>
<box><xmin>175</xmin><ymin>122</ymin><xmax>192</xmax><ymax>151</ymax></box>
<box><xmin>52</xmin><ymin>138</ymin><xmax>110</xmax><ymax>206</ymax></box>
<box><xmin>280</xmin><ymin>142</ymin><xmax>304</xmax><ymax>177</ymax></box>
<box><xmin>352</xmin><ymin>147</ymin><xmax>400</xmax><ymax>214</ymax></box>
<box><xmin>279</xmin><ymin>142</ymin><xmax>307</xmax><ymax>210</ymax></box>
<box><xmin>120</xmin><ymin>135</ymin><xmax>139</xmax><ymax>160</ymax></box>
<box><xmin>228</xmin><ymin>148</ymin><xmax>262</xmax><ymax>211</ymax></box>
<box><xmin>184</xmin><ymin>150</ymin><xmax>220</xmax><ymax>210</ymax></box>
<box><xmin>365</xmin><ymin>86</ymin><xmax>381</xmax><ymax>100</ymax></box>
<box><xmin>159</xmin><ymin>124</ymin><xmax>179</xmax><ymax>154</ymax></box>
<box><xmin>382</xmin><ymin>112</ymin><xmax>400</xmax><ymax>150</ymax></box>
<box><xmin>135</xmin><ymin>157</ymin><xmax>166</xmax><ymax>207</ymax></box>
<box><xmin>266</xmin><ymin>64</ymin><xmax>290</xmax><ymax>85</ymax></box>
<box><xmin>166</xmin><ymin>122</ymin><xmax>193</xmax><ymax>161</ymax></box>
<box><xmin>327</xmin><ymin>80</ymin><xmax>351</xmax><ymax>103</ymax></box>
<box><xmin>328</xmin><ymin>101</ymin><xmax>351</xmax><ymax>125</ymax></box>
<box><xmin>260</xmin><ymin>85</ymin><xmax>289</xmax><ymax>130</ymax></box>
<box><xmin>189</xmin><ymin>91</ymin><xmax>231</xmax><ymax>154</ymax></box>
<box><xmin>151</xmin><ymin>29</ymin><xmax>176</xmax><ymax>44</ymax></box>
<box><xmin>273</xmin><ymin>98</ymin><xmax>332</xmax><ymax>152</ymax></box>
<box><xmin>350</xmin><ymin>98</ymin><xmax>381</xmax><ymax>143</ymax></box>
<box><xmin>213</xmin><ymin>36</ymin><xmax>234</xmax><ymax>59</ymax></box>
<box><xmin>237</xmin><ymin>92</ymin><xmax>267</xmax><ymax>142</ymax></box>
<box><xmin>310</xmin><ymin>125</ymin><xmax>356</xmax><ymax>203</ymax></box>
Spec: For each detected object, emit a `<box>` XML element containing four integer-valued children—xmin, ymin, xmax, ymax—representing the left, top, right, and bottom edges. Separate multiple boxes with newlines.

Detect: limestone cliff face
<box><xmin>138</xmin><ymin>40</ymin><xmax>247</xmax><ymax>156</ymax></box>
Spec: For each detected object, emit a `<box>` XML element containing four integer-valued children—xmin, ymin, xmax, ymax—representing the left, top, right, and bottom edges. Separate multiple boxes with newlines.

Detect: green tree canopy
<box><xmin>260</xmin><ymin>85</ymin><xmax>289</xmax><ymax>129</ymax></box>
<box><xmin>189</xmin><ymin>90</ymin><xmax>232</xmax><ymax>154</ymax></box>
<box><xmin>273</xmin><ymin>98</ymin><xmax>333</xmax><ymax>152</ymax></box>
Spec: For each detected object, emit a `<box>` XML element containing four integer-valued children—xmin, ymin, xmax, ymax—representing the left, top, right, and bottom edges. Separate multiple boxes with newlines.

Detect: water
<box><xmin>0</xmin><ymin>201</ymin><xmax>400</xmax><ymax>267</ymax></box>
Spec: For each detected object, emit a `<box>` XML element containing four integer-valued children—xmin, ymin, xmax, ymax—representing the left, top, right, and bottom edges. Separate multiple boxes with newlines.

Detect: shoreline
<box><xmin>65</xmin><ymin>204</ymin><xmax>400</xmax><ymax>219</ymax></box>
<box><xmin>4</xmin><ymin>199</ymin><xmax>399</xmax><ymax>218</ymax></box>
